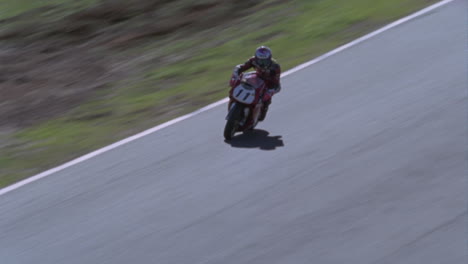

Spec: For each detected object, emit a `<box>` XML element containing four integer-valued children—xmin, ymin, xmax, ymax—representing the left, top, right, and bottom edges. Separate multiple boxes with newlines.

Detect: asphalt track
<box><xmin>1</xmin><ymin>1</ymin><xmax>466</xmax><ymax>263</ymax></box>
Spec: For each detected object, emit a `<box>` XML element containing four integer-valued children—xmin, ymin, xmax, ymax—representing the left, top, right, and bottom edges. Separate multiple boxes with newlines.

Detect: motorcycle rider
<box><xmin>230</xmin><ymin>46</ymin><xmax>281</xmax><ymax>121</ymax></box>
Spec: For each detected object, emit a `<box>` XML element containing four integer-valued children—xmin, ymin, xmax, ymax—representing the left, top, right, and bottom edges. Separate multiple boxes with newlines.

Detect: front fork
<box><xmin>226</xmin><ymin>102</ymin><xmax>250</xmax><ymax>126</ymax></box>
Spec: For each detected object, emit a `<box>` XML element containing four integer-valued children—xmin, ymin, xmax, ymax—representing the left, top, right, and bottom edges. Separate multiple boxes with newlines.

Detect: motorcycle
<box><xmin>224</xmin><ymin>71</ymin><xmax>272</xmax><ymax>140</ymax></box>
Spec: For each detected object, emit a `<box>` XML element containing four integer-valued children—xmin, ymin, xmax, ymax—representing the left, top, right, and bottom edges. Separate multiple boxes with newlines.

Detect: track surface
<box><xmin>1</xmin><ymin>1</ymin><xmax>466</xmax><ymax>263</ymax></box>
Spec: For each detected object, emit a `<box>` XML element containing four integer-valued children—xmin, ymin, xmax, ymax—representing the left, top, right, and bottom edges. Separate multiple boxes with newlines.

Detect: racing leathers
<box><xmin>231</xmin><ymin>56</ymin><xmax>281</xmax><ymax>121</ymax></box>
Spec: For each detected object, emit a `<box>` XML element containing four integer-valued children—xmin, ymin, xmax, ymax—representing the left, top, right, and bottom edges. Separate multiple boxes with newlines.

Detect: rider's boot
<box><xmin>259</xmin><ymin>100</ymin><xmax>271</xmax><ymax>121</ymax></box>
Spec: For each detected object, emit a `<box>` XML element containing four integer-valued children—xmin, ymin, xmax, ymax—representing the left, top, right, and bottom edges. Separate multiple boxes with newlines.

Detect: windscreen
<box><xmin>241</xmin><ymin>72</ymin><xmax>265</xmax><ymax>89</ymax></box>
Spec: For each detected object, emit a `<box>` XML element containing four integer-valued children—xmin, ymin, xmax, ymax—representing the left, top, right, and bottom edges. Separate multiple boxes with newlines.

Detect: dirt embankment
<box><xmin>0</xmin><ymin>0</ymin><xmax>263</xmax><ymax>129</ymax></box>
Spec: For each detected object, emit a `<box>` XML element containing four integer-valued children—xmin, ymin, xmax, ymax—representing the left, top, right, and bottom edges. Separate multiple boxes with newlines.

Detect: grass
<box><xmin>0</xmin><ymin>0</ymin><xmax>439</xmax><ymax>188</ymax></box>
<box><xmin>0</xmin><ymin>0</ymin><xmax>97</xmax><ymax>19</ymax></box>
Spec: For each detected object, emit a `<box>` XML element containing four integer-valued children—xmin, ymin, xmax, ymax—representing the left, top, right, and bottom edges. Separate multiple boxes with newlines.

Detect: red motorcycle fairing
<box><xmin>228</xmin><ymin>72</ymin><xmax>268</xmax><ymax>130</ymax></box>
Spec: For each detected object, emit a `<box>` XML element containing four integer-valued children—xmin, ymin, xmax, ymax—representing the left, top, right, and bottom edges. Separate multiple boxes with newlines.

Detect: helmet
<box><xmin>255</xmin><ymin>46</ymin><xmax>272</xmax><ymax>69</ymax></box>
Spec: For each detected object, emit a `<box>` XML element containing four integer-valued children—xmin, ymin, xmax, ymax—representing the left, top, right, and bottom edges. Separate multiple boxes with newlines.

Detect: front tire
<box><xmin>224</xmin><ymin>104</ymin><xmax>243</xmax><ymax>140</ymax></box>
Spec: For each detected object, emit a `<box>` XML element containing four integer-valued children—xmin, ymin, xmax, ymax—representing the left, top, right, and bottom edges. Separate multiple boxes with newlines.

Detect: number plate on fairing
<box><xmin>232</xmin><ymin>84</ymin><xmax>256</xmax><ymax>104</ymax></box>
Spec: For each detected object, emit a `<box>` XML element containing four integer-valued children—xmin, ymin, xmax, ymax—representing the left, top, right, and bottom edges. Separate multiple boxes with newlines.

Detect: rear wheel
<box><xmin>224</xmin><ymin>104</ymin><xmax>243</xmax><ymax>140</ymax></box>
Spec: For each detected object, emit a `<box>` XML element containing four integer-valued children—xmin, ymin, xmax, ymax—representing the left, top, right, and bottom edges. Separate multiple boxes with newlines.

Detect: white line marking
<box><xmin>0</xmin><ymin>0</ymin><xmax>455</xmax><ymax>196</ymax></box>
<box><xmin>282</xmin><ymin>0</ymin><xmax>455</xmax><ymax>76</ymax></box>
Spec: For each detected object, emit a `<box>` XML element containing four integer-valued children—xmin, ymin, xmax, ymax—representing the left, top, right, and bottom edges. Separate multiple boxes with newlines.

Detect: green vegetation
<box><xmin>0</xmin><ymin>0</ymin><xmax>96</xmax><ymax>19</ymax></box>
<box><xmin>0</xmin><ymin>0</ymin><xmax>438</xmax><ymax>188</ymax></box>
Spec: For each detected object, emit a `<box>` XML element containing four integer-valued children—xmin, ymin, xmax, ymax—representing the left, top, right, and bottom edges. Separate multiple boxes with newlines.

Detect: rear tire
<box><xmin>224</xmin><ymin>104</ymin><xmax>243</xmax><ymax>140</ymax></box>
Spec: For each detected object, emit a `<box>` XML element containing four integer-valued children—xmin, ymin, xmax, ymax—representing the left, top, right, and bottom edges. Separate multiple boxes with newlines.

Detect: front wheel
<box><xmin>224</xmin><ymin>104</ymin><xmax>243</xmax><ymax>140</ymax></box>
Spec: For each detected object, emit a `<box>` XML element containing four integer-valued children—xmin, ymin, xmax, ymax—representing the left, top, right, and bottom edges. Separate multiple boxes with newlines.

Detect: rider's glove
<box><xmin>268</xmin><ymin>84</ymin><xmax>281</xmax><ymax>94</ymax></box>
<box><xmin>232</xmin><ymin>70</ymin><xmax>240</xmax><ymax>81</ymax></box>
